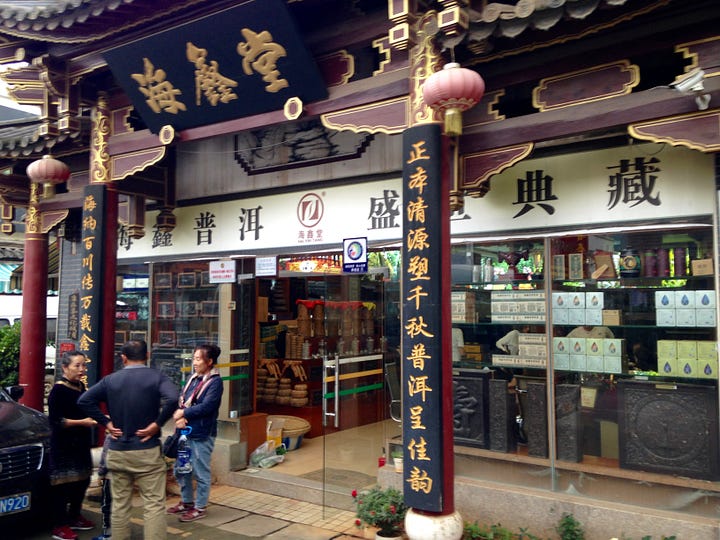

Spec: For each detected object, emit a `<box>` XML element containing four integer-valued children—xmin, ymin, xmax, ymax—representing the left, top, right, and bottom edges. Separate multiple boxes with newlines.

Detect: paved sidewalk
<box><xmin>16</xmin><ymin>482</ymin><xmax>373</xmax><ymax>539</ymax></box>
<box><xmin>76</xmin><ymin>484</ymin><xmax>365</xmax><ymax>540</ymax></box>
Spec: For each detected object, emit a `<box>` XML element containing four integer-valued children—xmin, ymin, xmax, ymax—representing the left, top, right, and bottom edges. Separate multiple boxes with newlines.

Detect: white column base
<box><xmin>404</xmin><ymin>508</ymin><xmax>463</xmax><ymax>540</ymax></box>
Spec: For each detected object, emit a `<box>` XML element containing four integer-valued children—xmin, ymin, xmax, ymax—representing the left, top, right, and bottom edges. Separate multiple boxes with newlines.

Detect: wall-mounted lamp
<box><xmin>671</xmin><ymin>68</ymin><xmax>711</xmax><ymax>111</ymax></box>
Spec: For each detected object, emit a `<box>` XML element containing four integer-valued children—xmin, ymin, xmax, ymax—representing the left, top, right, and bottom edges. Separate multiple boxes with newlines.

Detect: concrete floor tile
<box><xmin>263</xmin><ymin>522</ymin><xmax>343</xmax><ymax>540</ymax></box>
<box><xmin>200</xmin><ymin>506</ymin><xmax>250</xmax><ymax>526</ymax></box>
<box><xmin>217</xmin><ymin>514</ymin><xmax>290</xmax><ymax>537</ymax></box>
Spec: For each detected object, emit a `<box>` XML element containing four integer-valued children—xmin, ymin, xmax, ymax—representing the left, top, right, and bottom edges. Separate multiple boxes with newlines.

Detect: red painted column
<box><xmin>18</xmin><ymin>183</ymin><xmax>48</xmax><ymax>411</ymax></box>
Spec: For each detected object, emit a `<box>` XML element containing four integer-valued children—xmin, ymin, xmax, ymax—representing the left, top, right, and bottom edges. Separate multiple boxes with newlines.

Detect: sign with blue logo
<box><xmin>342</xmin><ymin>237</ymin><xmax>368</xmax><ymax>273</ymax></box>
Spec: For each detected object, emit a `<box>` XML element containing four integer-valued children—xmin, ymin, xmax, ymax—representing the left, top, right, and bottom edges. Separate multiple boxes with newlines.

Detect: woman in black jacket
<box><xmin>48</xmin><ymin>350</ymin><xmax>97</xmax><ymax>540</ymax></box>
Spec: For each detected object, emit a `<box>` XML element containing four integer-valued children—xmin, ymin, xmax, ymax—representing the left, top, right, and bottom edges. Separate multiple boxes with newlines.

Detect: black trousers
<box><xmin>51</xmin><ymin>477</ymin><xmax>91</xmax><ymax>526</ymax></box>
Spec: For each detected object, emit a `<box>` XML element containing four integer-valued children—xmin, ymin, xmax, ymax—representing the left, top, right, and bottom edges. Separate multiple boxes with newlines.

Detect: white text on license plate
<box><xmin>0</xmin><ymin>492</ymin><xmax>30</xmax><ymax>515</ymax></box>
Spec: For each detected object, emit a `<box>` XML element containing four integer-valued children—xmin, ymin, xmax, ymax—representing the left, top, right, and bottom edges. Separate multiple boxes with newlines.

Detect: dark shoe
<box><xmin>167</xmin><ymin>501</ymin><xmax>193</xmax><ymax>514</ymax></box>
<box><xmin>51</xmin><ymin>526</ymin><xmax>78</xmax><ymax>540</ymax></box>
<box><xmin>179</xmin><ymin>507</ymin><xmax>206</xmax><ymax>522</ymax></box>
<box><xmin>69</xmin><ymin>515</ymin><xmax>95</xmax><ymax>530</ymax></box>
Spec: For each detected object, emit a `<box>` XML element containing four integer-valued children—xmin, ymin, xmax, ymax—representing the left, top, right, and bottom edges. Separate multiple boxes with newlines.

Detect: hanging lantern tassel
<box><xmin>422</xmin><ymin>63</ymin><xmax>485</xmax><ymax>136</ymax></box>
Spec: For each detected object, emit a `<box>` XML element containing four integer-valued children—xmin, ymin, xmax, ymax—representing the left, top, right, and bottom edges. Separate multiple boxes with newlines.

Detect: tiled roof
<box><xmin>0</xmin><ymin>0</ymin><xmax>201</xmax><ymax>43</ymax></box>
<box><xmin>0</xmin><ymin>116</ymin><xmax>87</xmax><ymax>157</ymax></box>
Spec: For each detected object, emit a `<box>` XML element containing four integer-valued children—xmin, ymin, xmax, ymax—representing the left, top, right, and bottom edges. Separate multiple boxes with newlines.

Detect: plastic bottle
<box><xmin>176</xmin><ymin>427</ymin><xmax>193</xmax><ymax>473</ymax></box>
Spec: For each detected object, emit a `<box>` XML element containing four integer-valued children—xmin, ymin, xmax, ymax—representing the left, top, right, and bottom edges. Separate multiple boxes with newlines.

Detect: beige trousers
<box><xmin>106</xmin><ymin>446</ymin><xmax>167</xmax><ymax>540</ymax></box>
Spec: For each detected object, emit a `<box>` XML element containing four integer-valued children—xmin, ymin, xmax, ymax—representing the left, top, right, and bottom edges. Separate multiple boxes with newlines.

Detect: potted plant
<box><xmin>391</xmin><ymin>449</ymin><xmax>403</xmax><ymax>473</ymax></box>
<box><xmin>353</xmin><ymin>485</ymin><xmax>408</xmax><ymax>539</ymax></box>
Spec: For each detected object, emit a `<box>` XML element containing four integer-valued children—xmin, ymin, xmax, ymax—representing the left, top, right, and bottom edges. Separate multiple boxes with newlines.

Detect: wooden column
<box><xmin>18</xmin><ymin>182</ymin><xmax>48</xmax><ymax>411</ymax></box>
<box><xmin>91</xmin><ymin>92</ymin><xmax>118</xmax><ymax>381</ymax></box>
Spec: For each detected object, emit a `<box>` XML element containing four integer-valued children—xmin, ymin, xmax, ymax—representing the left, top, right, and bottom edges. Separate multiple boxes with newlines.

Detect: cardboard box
<box><xmin>585</xmin><ymin>292</ymin><xmax>604</xmax><ymax>309</ymax></box>
<box><xmin>676</xmin><ymin>309</ymin><xmax>697</xmax><ymax>327</ymax></box>
<box><xmin>603</xmin><ymin>338</ymin><xmax>624</xmax><ymax>357</ymax></box>
<box><xmin>553</xmin><ymin>337</ymin><xmax>570</xmax><ymax>355</ymax></box>
<box><xmin>552</xmin><ymin>309</ymin><xmax>569</xmax><ymax>325</ymax></box>
<box><xmin>697</xmin><ymin>341</ymin><xmax>717</xmax><ymax>363</ymax></box>
<box><xmin>696</xmin><ymin>290</ymin><xmax>716</xmax><ymax>309</ymax></box>
<box><xmin>677</xmin><ymin>359</ymin><xmax>697</xmax><ymax>377</ymax></box>
<box><xmin>554</xmin><ymin>354</ymin><xmax>570</xmax><ymax>370</ymax></box>
<box><xmin>658</xmin><ymin>358</ymin><xmax>678</xmax><ymax>376</ymax></box>
<box><xmin>519</xmin><ymin>344</ymin><xmax>547</xmax><ymax>358</ymax></box>
<box><xmin>677</xmin><ymin>340</ymin><xmax>698</xmax><ymax>360</ymax></box>
<box><xmin>603</xmin><ymin>356</ymin><xmax>623</xmax><ymax>374</ymax></box>
<box><xmin>519</xmin><ymin>333</ymin><xmax>547</xmax><ymax>345</ymax></box>
<box><xmin>568</xmin><ymin>292</ymin><xmax>585</xmax><ymax>309</ymax></box>
<box><xmin>586</xmin><ymin>338</ymin><xmax>603</xmax><ymax>356</ymax></box>
<box><xmin>655</xmin><ymin>291</ymin><xmax>675</xmax><ymax>308</ymax></box>
<box><xmin>691</xmin><ymin>258</ymin><xmax>713</xmax><ymax>276</ymax></box>
<box><xmin>569</xmin><ymin>337</ymin><xmax>586</xmax><ymax>354</ymax></box>
<box><xmin>656</xmin><ymin>309</ymin><xmax>676</xmax><ymax>327</ymax></box>
<box><xmin>585</xmin><ymin>309</ymin><xmax>603</xmax><ymax>326</ymax></box>
<box><xmin>586</xmin><ymin>355</ymin><xmax>604</xmax><ymax>372</ymax></box>
<box><xmin>675</xmin><ymin>290</ymin><xmax>695</xmax><ymax>309</ymax></box>
<box><xmin>696</xmin><ymin>309</ymin><xmax>717</xmax><ymax>327</ymax></box>
<box><xmin>657</xmin><ymin>340</ymin><xmax>677</xmax><ymax>360</ymax></box>
<box><xmin>569</xmin><ymin>355</ymin><xmax>587</xmax><ymax>371</ymax></box>
<box><xmin>697</xmin><ymin>359</ymin><xmax>718</xmax><ymax>379</ymax></box>
<box><xmin>602</xmin><ymin>309</ymin><xmax>622</xmax><ymax>326</ymax></box>
<box><xmin>552</xmin><ymin>292</ymin><xmax>569</xmax><ymax>309</ymax></box>
<box><xmin>569</xmin><ymin>309</ymin><xmax>586</xmax><ymax>325</ymax></box>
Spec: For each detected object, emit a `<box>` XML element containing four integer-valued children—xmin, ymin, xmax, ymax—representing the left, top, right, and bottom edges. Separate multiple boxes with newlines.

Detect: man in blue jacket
<box><xmin>79</xmin><ymin>340</ymin><xmax>178</xmax><ymax>540</ymax></box>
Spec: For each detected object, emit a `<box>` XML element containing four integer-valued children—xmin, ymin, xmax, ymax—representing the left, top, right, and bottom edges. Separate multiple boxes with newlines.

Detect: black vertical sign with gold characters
<box><xmin>401</xmin><ymin>124</ymin><xmax>443</xmax><ymax>511</ymax></box>
<box><xmin>79</xmin><ymin>184</ymin><xmax>106</xmax><ymax>385</ymax></box>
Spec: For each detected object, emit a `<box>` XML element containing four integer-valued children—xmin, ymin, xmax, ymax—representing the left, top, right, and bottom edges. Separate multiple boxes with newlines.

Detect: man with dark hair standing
<box><xmin>79</xmin><ymin>340</ymin><xmax>178</xmax><ymax>540</ymax></box>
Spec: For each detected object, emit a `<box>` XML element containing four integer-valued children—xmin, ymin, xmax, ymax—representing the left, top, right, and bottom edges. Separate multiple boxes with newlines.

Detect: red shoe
<box><xmin>167</xmin><ymin>501</ymin><xmax>193</xmax><ymax>514</ymax></box>
<box><xmin>69</xmin><ymin>514</ymin><xmax>95</xmax><ymax>530</ymax></box>
<box><xmin>179</xmin><ymin>507</ymin><xmax>206</xmax><ymax>522</ymax></box>
<box><xmin>52</xmin><ymin>525</ymin><xmax>78</xmax><ymax>540</ymax></box>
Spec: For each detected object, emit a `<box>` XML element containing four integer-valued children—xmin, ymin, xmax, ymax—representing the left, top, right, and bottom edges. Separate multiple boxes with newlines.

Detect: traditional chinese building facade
<box><xmin>1</xmin><ymin>0</ymin><xmax>720</xmax><ymax>537</ymax></box>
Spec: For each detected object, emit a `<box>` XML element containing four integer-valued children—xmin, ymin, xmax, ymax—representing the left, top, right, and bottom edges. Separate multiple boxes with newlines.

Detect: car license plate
<box><xmin>0</xmin><ymin>492</ymin><xmax>30</xmax><ymax>515</ymax></box>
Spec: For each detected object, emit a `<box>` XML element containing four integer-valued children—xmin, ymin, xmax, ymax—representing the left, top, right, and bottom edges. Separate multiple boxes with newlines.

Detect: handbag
<box><xmin>163</xmin><ymin>430</ymin><xmax>180</xmax><ymax>458</ymax></box>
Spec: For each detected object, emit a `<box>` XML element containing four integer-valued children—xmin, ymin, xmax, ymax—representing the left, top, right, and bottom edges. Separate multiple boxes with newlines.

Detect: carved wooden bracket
<box><xmin>629</xmin><ymin>110</ymin><xmax>720</xmax><ymax>152</ymax></box>
<box><xmin>461</xmin><ymin>143</ymin><xmax>534</xmax><ymax>198</ymax></box>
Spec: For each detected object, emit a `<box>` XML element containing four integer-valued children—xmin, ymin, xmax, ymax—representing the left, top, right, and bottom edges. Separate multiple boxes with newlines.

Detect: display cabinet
<box><xmin>149</xmin><ymin>262</ymin><xmax>219</xmax><ymax>387</ymax></box>
<box><xmin>451</xmin><ymin>223</ymin><xmax>718</xmax><ymax>479</ymax></box>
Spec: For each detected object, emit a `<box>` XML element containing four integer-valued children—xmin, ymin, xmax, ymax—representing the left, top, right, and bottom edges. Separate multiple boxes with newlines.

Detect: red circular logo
<box><xmin>297</xmin><ymin>193</ymin><xmax>324</xmax><ymax>228</ymax></box>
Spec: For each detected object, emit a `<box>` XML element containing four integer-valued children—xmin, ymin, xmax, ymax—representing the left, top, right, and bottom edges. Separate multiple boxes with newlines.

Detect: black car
<box><xmin>0</xmin><ymin>386</ymin><xmax>50</xmax><ymax>524</ymax></box>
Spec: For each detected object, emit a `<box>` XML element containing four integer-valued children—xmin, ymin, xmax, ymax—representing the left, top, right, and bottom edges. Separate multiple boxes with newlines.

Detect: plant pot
<box><xmin>393</xmin><ymin>457</ymin><xmax>403</xmax><ymax>473</ymax></box>
<box><xmin>376</xmin><ymin>532</ymin><xmax>402</xmax><ymax>540</ymax></box>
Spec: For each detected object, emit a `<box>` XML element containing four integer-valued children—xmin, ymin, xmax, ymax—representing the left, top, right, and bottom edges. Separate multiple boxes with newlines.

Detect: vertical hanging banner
<box><xmin>79</xmin><ymin>184</ymin><xmax>106</xmax><ymax>385</ymax></box>
<box><xmin>401</xmin><ymin>124</ymin><xmax>444</xmax><ymax>511</ymax></box>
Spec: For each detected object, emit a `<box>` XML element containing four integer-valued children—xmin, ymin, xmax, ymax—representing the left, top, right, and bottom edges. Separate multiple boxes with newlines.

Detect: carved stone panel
<box><xmin>526</xmin><ymin>381</ymin><xmax>548</xmax><ymax>458</ymax></box>
<box><xmin>618</xmin><ymin>380</ymin><xmax>719</xmax><ymax>480</ymax></box>
<box><xmin>453</xmin><ymin>373</ymin><xmax>490</xmax><ymax>448</ymax></box>
<box><xmin>556</xmin><ymin>384</ymin><xmax>582</xmax><ymax>463</ymax></box>
<box><xmin>489</xmin><ymin>378</ymin><xmax>515</xmax><ymax>453</ymax></box>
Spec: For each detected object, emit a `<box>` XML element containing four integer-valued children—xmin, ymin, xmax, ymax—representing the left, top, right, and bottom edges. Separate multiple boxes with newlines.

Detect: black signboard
<box><xmin>103</xmin><ymin>0</ymin><xmax>327</xmax><ymax>134</ymax></box>
<box><xmin>78</xmin><ymin>184</ymin><xmax>106</xmax><ymax>385</ymax></box>
<box><xmin>67</xmin><ymin>292</ymin><xmax>79</xmax><ymax>341</ymax></box>
<box><xmin>401</xmin><ymin>123</ymin><xmax>445</xmax><ymax>512</ymax></box>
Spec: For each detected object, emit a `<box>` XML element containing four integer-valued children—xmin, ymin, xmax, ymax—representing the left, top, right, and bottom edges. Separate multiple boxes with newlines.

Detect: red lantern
<box><xmin>26</xmin><ymin>155</ymin><xmax>70</xmax><ymax>199</ymax></box>
<box><xmin>422</xmin><ymin>62</ymin><xmax>485</xmax><ymax>136</ymax></box>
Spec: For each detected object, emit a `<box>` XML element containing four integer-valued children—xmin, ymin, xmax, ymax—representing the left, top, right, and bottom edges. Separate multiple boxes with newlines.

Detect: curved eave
<box><xmin>0</xmin><ymin>117</ymin><xmax>88</xmax><ymax>158</ymax></box>
<box><xmin>0</xmin><ymin>0</ymin><xmax>217</xmax><ymax>44</ymax></box>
